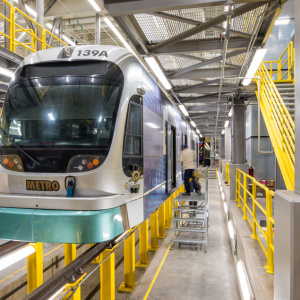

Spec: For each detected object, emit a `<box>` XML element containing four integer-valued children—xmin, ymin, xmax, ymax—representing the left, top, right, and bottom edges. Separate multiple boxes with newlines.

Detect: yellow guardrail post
<box><xmin>243</xmin><ymin>172</ymin><xmax>247</xmax><ymax>220</ymax></box>
<box><xmin>62</xmin><ymin>273</ymin><xmax>86</xmax><ymax>300</ymax></box>
<box><xmin>64</xmin><ymin>244</ymin><xmax>76</xmax><ymax>266</ymax></box>
<box><xmin>158</xmin><ymin>202</ymin><xmax>166</xmax><ymax>239</ymax></box>
<box><xmin>27</xmin><ymin>243</ymin><xmax>43</xmax><ymax>294</ymax></box>
<box><xmin>100</xmin><ymin>245</ymin><xmax>117</xmax><ymax>300</ymax></box>
<box><xmin>251</xmin><ymin>181</ymin><xmax>258</xmax><ymax>240</ymax></box>
<box><xmin>118</xmin><ymin>231</ymin><xmax>136</xmax><ymax>292</ymax></box>
<box><xmin>149</xmin><ymin>210</ymin><xmax>159</xmax><ymax>251</ymax></box>
<box><xmin>266</xmin><ymin>189</ymin><xmax>274</xmax><ymax>274</ymax></box>
<box><xmin>136</xmin><ymin>220</ymin><xmax>149</xmax><ymax>268</ymax></box>
<box><xmin>165</xmin><ymin>197</ymin><xmax>171</xmax><ymax>229</ymax></box>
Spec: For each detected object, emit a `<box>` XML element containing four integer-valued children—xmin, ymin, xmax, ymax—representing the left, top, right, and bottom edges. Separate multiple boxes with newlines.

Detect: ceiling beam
<box><xmin>180</xmin><ymin>94</ymin><xmax>229</xmax><ymax>103</ymax></box>
<box><xmin>150</xmin><ymin>12</ymin><xmax>252</xmax><ymax>39</ymax></box>
<box><xmin>148</xmin><ymin>2</ymin><xmax>269</xmax><ymax>52</ymax></box>
<box><xmin>114</xmin><ymin>15</ymin><xmax>149</xmax><ymax>55</ymax></box>
<box><xmin>167</xmin><ymin>49</ymin><xmax>246</xmax><ymax>77</ymax></box>
<box><xmin>174</xmin><ymin>85</ymin><xmax>234</xmax><ymax>94</ymax></box>
<box><xmin>168</xmin><ymin>68</ymin><xmax>240</xmax><ymax>80</ymax></box>
<box><xmin>150</xmin><ymin>37</ymin><xmax>263</xmax><ymax>55</ymax></box>
<box><xmin>103</xmin><ymin>0</ymin><xmax>269</xmax><ymax>17</ymax></box>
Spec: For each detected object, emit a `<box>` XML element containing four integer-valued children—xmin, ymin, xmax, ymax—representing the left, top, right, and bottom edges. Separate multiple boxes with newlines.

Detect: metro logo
<box><xmin>26</xmin><ymin>180</ymin><xmax>60</xmax><ymax>191</ymax></box>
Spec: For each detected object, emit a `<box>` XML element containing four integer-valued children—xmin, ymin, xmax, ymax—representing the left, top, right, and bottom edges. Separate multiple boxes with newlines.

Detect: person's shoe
<box><xmin>182</xmin><ymin>192</ymin><xmax>191</xmax><ymax>196</ymax></box>
<box><xmin>197</xmin><ymin>190</ymin><xmax>202</xmax><ymax>195</ymax></box>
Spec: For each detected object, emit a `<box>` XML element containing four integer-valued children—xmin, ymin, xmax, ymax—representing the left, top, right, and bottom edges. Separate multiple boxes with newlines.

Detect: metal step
<box><xmin>171</xmin><ymin>228</ymin><xmax>206</xmax><ymax>233</ymax></box>
<box><xmin>170</xmin><ymin>238</ymin><xmax>206</xmax><ymax>244</ymax></box>
<box><xmin>172</xmin><ymin>217</ymin><xmax>205</xmax><ymax>222</ymax></box>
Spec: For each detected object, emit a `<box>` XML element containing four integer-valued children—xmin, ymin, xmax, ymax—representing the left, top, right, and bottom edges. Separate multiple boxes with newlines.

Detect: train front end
<box><xmin>0</xmin><ymin>46</ymin><xmax>140</xmax><ymax>243</ymax></box>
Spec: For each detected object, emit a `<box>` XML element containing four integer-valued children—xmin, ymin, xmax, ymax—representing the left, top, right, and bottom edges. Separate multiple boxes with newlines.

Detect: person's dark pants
<box><xmin>184</xmin><ymin>169</ymin><xmax>198</xmax><ymax>193</ymax></box>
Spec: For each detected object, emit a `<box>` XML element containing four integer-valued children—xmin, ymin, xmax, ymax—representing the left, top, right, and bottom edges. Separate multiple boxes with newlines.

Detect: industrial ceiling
<box><xmin>0</xmin><ymin>0</ymin><xmax>286</xmax><ymax>136</ymax></box>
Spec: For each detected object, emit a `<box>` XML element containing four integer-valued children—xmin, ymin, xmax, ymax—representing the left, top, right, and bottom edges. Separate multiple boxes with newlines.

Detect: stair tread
<box><xmin>171</xmin><ymin>227</ymin><xmax>207</xmax><ymax>233</ymax></box>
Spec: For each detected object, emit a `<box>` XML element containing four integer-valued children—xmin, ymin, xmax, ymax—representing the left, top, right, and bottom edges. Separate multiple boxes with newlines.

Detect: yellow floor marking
<box><xmin>143</xmin><ymin>244</ymin><xmax>171</xmax><ymax>300</ymax></box>
<box><xmin>0</xmin><ymin>244</ymin><xmax>63</xmax><ymax>284</ymax></box>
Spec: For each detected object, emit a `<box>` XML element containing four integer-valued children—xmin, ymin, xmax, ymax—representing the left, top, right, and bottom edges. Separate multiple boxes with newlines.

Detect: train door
<box><xmin>171</xmin><ymin>126</ymin><xmax>176</xmax><ymax>189</ymax></box>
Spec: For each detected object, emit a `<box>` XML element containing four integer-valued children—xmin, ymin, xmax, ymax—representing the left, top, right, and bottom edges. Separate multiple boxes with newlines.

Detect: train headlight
<box><xmin>0</xmin><ymin>155</ymin><xmax>24</xmax><ymax>172</ymax></box>
<box><xmin>66</xmin><ymin>155</ymin><xmax>105</xmax><ymax>172</ymax></box>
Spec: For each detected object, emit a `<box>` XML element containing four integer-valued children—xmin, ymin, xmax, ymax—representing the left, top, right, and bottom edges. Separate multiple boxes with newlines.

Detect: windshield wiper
<box><xmin>0</xmin><ymin>127</ymin><xmax>44</xmax><ymax>167</ymax></box>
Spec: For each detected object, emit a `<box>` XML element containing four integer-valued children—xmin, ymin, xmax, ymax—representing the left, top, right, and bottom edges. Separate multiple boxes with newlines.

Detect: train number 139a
<box><xmin>77</xmin><ymin>50</ymin><xmax>108</xmax><ymax>57</ymax></box>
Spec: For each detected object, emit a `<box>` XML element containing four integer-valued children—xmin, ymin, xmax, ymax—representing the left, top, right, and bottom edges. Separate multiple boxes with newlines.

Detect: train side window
<box><xmin>124</xmin><ymin>101</ymin><xmax>142</xmax><ymax>156</ymax></box>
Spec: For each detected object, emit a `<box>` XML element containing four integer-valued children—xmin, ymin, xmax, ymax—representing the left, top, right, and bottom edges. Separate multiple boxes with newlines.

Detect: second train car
<box><xmin>0</xmin><ymin>45</ymin><xmax>199</xmax><ymax>243</ymax></box>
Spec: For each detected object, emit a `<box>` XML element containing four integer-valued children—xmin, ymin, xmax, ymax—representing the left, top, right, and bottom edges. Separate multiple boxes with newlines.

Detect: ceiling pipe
<box><xmin>215</xmin><ymin>0</ymin><xmax>234</xmax><ymax>133</ymax></box>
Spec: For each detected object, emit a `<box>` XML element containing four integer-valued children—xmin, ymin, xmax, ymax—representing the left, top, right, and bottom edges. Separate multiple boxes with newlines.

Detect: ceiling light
<box><xmin>275</xmin><ymin>19</ymin><xmax>290</xmax><ymax>25</ymax></box>
<box><xmin>200</xmin><ymin>134</ymin><xmax>203</xmax><ymax>138</ymax></box>
<box><xmin>196</xmin><ymin>129</ymin><xmax>200</xmax><ymax>134</ymax></box>
<box><xmin>87</xmin><ymin>0</ymin><xmax>101</xmax><ymax>12</ymax></box>
<box><xmin>224</xmin><ymin>120</ymin><xmax>229</xmax><ymax>128</ymax></box>
<box><xmin>144</xmin><ymin>57</ymin><xmax>171</xmax><ymax>90</ymax></box>
<box><xmin>179</xmin><ymin>104</ymin><xmax>189</xmax><ymax>116</ymax></box>
<box><xmin>104</xmin><ymin>17</ymin><xmax>134</xmax><ymax>54</ymax></box>
<box><xmin>0</xmin><ymin>66</ymin><xmax>14</xmax><ymax>78</ymax></box>
<box><xmin>228</xmin><ymin>107</ymin><xmax>233</xmax><ymax>117</ymax></box>
<box><xmin>222</xmin><ymin>129</ymin><xmax>225</xmax><ymax>135</ymax></box>
<box><xmin>242</xmin><ymin>48</ymin><xmax>267</xmax><ymax>86</ymax></box>
<box><xmin>190</xmin><ymin>121</ymin><xmax>196</xmax><ymax>127</ymax></box>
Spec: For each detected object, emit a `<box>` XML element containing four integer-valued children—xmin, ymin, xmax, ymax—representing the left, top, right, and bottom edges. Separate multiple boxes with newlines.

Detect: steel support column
<box><xmin>4</xmin><ymin>0</ymin><xmax>13</xmax><ymax>50</ymax></box>
<box><xmin>232</xmin><ymin>99</ymin><xmax>245</xmax><ymax>164</ymax></box>
<box><xmin>95</xmin><ymin>13</ymin><xmax>101</xmax><ymax>45</ymax></box>
<box><xmin>36</xmin><ymin>0</ymin><xmax>44</xmax><ymax>51</ymax></box>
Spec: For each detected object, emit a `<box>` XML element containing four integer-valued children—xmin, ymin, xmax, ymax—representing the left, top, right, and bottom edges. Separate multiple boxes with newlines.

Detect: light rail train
<box><xmin>0</xmin><ymin>45</ymin><xmax>199</xmax><ymax>243</ymax></box>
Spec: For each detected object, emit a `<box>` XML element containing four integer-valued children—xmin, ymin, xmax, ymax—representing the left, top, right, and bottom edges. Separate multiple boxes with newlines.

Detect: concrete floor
<box><xmin>130</xmin><ymin>179</ymin><xmax>240</xmax><ymax>300</ymax></box>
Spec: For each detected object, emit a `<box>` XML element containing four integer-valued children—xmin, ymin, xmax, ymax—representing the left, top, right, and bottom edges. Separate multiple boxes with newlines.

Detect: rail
<box><xmin>235</xmin><ymin>168</ymin><xmax>274</xmax><ymax>273</ymax></box>
<box><xmin>225</xmin><ymin>162</ymin><xmax>230</xmax><ymax>185</ymax></box>
<box><xmin>0</xmin><ymin>1</ymin><xmax>67</xmax><ymax>55</ymax></box>
<box><xmin>264</xmin><ymin>41</ymin><xmax>294</xmax><ymax>83</ymax></box>
<box><xmin>256</xmin><ymin>62</ymin><xmax>295</xmax><ymax>190</ymax></box>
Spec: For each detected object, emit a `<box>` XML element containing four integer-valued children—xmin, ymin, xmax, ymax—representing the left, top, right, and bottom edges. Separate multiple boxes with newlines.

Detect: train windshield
<box><xmin>1</xmin><ymin>76</ymin><xmax>122</xmax><ymax>149</ymax></box>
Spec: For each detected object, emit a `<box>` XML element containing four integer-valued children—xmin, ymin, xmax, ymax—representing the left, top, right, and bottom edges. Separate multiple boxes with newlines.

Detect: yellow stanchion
<box><xmin>62</xmin><ymin>273</ymin><xmax>86</xmax><ymax>300</ymax></box>
<box><xmin>158</xmin><ymin>203</ymin><xmax>166</xmax><ymax>239</ymax></box>
<box><xmin>243</xmin><ymin>172</ymin><xmax>247</xmax><ymax>220</ymax></box>
<box><xmin>251</xmin><ymin>182</ymin><xmax>258</xmax><ymax>240</ymax></box>
<box><xmin>136</xmin><ymin>220</ymin><xmax>149</xmax><ymax>268</ymax></box>
<box><xmin>165</xmin><ymin>198</ymin><xmax>171</xmax><ymax>229</ymax></box>
<box><xmin>100</xmin><ymin>245</ymin><xmax>117</xmax><ymax>300</ymax></box>
<box><xmin>64</xmin><ymin>244</ymin><xmax>76</xmax><ymax>266</ymax></box>
<box><xmin>118</xmin><ymin>232</ymin><xmax>136</xmax><ymax>292</ymax></box>
<box><xmin>266</xmin><ymin>190</ymin><xmax>274</xmax><ymax>274</ymax></box>
<box><xmin>27</xmin><ymin>243</ymin><xmax>43</xmax><ymax>294</ymax></box>
<box><xmin>149</xmin><ymin>210</ymin><xmax>158</xmax><ymax>251</ymax></box>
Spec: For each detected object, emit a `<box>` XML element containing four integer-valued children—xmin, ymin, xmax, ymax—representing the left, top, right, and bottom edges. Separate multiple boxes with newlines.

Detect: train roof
<box><xmin>18</xmin><ymin>45</ymin><xmax>134</xmax><ymax>70</ymax></box>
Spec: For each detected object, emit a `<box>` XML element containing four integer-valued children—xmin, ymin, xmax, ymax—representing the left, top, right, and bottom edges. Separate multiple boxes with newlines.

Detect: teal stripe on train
<box><xmin>0</xmin><ymin>207</ymin><xmax>124</xmax><ymax>244</ymax></box>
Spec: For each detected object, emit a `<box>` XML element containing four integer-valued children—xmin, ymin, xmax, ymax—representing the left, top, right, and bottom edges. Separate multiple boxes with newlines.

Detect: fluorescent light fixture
<box><xmin>144</xmin><ymin>57</ymin><xmax>172</xmax><ymax>90</ymax></box>
<box><xmin>0</xmin><ymin>245</ymin><xmax>35</xmax><ymax>271</ymax></box>
<box><xmin>196</xmin><ymin>129</ymin><xmax>200</xmax><ymax>134</ymax></box>
<box><xmin>275</xmin><ymin>19</ymin><xmax>290</xmax><ymax>25</ymax></box>
<box><xmin>179</xmin><ymin>104</ymin><xmax>189</xmax><ymax>116</ymax></box>
<box><xmin>228</xmin><ymin>220</ymin><xmax>236</xmax><ymax>240</ymax></box>
<box><xmin>222</xmin><ymin>129</ymin><xmax>225</xmax><ymax>135</ymax></box>
<box><xmin>243</xmin><ymin>49</ymin><xmax>267</xmax><ymax>86</ymax></box>
<box><xmin>87</xmin><ymin>0</ymin><xmax>101</xmax><ymax>12</ymax></box>
<box><xmin>237</xmin><ymin>260</ymin><xmax>253</xmax><ymax>300</ymax></box>
<box><xmin>104</xmin><ymin>17</ymin><xmax>134</xmax><ymax>54</ymax></box>
<box><xmin>200</xmin><ymin>134</ymin><xmax>203</xmax><ymax>138</ymax></box>
<box><xmin>0</xmin><ymin>66</ymin><xmax>14</xmax><ymax>78</ymax></box>
<box><xmin>228</xmin><ymin>107</ymin><xmax>233</xmax><ymax>117</ymax></box>
<box><xmin>25</xmin><ymin>4</ymin><xmax>37</xmax><ymax>17</ymax></box>
<box><xmin>98</xmin><ymin>116</ymin><xmax>102</xmax><ymax>122</ymax></box>
<box><xmin>224</xmin><ymin>120</ymin><xmax>229</xmax><ymax>128</ymax></box>
<box><xmin>190</xmin><ymin>121</ymin><xmax>196</xmax><ymax>127</ymax></box>
<box><xmin>48</xmin><ymin>113</ymin><xmax>55</xmax><ymax>121</ymax></box>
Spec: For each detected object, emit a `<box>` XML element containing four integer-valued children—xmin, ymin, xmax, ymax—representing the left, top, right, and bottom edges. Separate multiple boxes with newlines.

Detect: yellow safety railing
<box><xmin>235</xmin><ymin>168</ymin><xmax>274</xmax><ymax>273</ymax></box>
<box><xmin>0</xmin><ymin>1</ymin><xmax>67</xmax><ymax>54</ymax></box>
<box><xmin>256</xmin><ymin>63</ymin><xmax>295</xmax><ymax>190</ymax></box>
<box><xmin>225</xmin><ymin>162</ymin><xmax>230</xmax><ymax>185</ymax></box>
<box><xmin>264</xmin><ymin>41</ymin><xmax>294</xmax><ymax>83</ymax></box>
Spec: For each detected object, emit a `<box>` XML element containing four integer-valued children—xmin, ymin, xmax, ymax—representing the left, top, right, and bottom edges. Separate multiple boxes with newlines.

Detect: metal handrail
<box><xmin>264</xmin><ymin>41</ymin><xmax>294</xmax><ymax>83</ymax></box>
<box><xmin>256</xmin><ymin>62</ymin><xmax>295</xmax><ymax>190</ymax></box>
<box><xmin>235</xmin><ymin>168</ymin><xmax>274</xmax><ymax>273</ymax></box>
<box><xmin>0</xmin><ymin>4</ymin><xmax>66</xmax><ymax>55</ymax></box>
